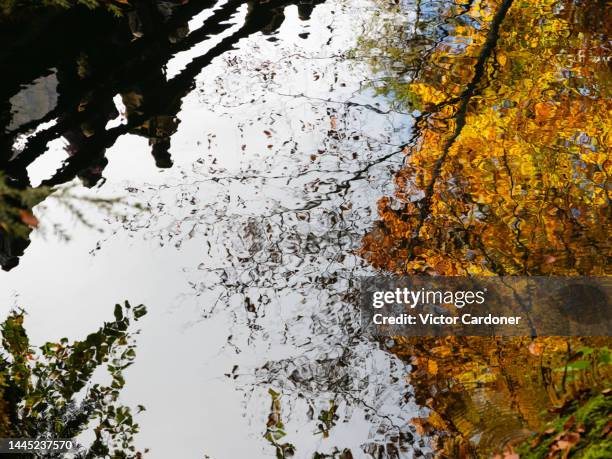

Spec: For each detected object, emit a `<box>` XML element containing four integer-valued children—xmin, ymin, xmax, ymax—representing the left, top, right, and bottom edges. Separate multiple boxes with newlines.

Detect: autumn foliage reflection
<box><xmin>361</xmin><ymin>0</ymin><xmax>610</xmax><ymax>277</ymax></box>
<box><xmin>359</xmin><ymin>0</ymin><xmax>611</xmax><ymax>456</ymax></box>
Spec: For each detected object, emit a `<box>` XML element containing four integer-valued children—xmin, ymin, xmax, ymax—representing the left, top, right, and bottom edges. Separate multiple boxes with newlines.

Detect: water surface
<box><xmin>0</xmin><ymin>1</ymin><xmax>429</xmax><ymax>457</ymax></box>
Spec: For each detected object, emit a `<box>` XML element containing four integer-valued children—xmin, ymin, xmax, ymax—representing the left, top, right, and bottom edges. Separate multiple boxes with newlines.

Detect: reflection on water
<box><xmin>113</xmin><ymin>1</ymin><xmax>432</xmax><ymax>456</ymax></box>
<box><xmin>1</xmin><ymin>0</ymin><xmax>609</xmax><ymax>456</ymax></box>
<box><xmin>357</xmin><ymin>0</ymin><xmax>611</xmax><ymax>456</ymax></box>
<box><xmin>1</xmin><ymin>0</ymin><xmax>432</xmax><ymax>457</ymax></box>
<box><xmin>1</xmin><ymin>0</ymin><xmax>324</xmax><ymax>270</ymax></box>
<box><xmin>361</xmin><ymin>0</ymin><xmax>610</xmax><ymax>277</ymax></box>
<box><xmin>0</xmin><ymin>302</ymin><xmax>147</xmax><ymax>457</ymax></box>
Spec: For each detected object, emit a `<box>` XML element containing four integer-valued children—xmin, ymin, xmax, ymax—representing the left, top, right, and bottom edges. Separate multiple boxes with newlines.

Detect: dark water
<box><xmin>2</xmin><ymin>0</ymin><xmax>328</xmax><ymax>268</ymax></box>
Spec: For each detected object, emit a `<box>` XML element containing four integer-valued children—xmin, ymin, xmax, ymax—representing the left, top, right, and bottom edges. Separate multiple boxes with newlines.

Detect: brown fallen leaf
<box><xmin>563</xmin><ymin>415</ymin><xmax>575</xmax><ymax>431</ymax></box>
<box><xmin>530</xmin><ymin>435</ymin><xmax>540</xmax><ymax>448</ymax></box>
<box><xmin>602</xmin><ymin>420</ymin><xmax>612</xmax><ymax>438</ymax></box>
<box><xmin>19</xmin><ymin>210</ymin><xmax>39</xmax><ymax>228</ymax></box>
<box><xmin>548</xmin><ymin>431</ymin><xmax>580</xmax><ymax>457</ymax></box>
<box><xmin>549</xmin><ymin>399</ymin><xmax>572</xmax><ymax>414</ymax></box>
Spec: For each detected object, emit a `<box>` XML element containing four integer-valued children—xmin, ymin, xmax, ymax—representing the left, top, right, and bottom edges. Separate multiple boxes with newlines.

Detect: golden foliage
<box><xmin>361</xmin><ymin>0</ymin><xmax>610</xmax><ymax>277</ymax></box>
<box><xmin>359</xmin><ymin>0</ymin><xmax>611</xmax><ymax>456</ymax></box>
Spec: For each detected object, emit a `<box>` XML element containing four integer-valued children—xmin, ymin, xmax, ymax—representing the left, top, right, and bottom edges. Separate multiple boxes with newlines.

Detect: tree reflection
<box><xmin>357</xmin><ymin>0</ymin><xmax>611</xmax><ymax>455</ymax></box>
<box><xmin>116</xmin><ymin>11</ymin><xmax>430</xmax><ymax>452</ymax></box>
<box><xmin>360</xmin><ymin>0</ymin><xmax>610</xmax><ymax>277</ymax></box>
<box><xmin>0</xmin><ymin>0</ymin><xmax>324</xmax><ymax>270</ymax></box>
<box><xmin>0</xmin><ymin>301</ymin><xmax>146</xmax><ymax>458</ymax></box>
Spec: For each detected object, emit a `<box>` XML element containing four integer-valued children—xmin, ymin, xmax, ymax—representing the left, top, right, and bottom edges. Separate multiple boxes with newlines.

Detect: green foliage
<box><xmin>263</xmin><ymin>390</ymin><xmax>353</xmax><ymax>459</ymax></box>
<box><xmin>264</xmin><ymin>389</ymin><xmax>295</xmax><ymax>459</ymax></box>
<box><xmin>0</xmin><ymin>301</ymin><xmax>147</xmax><ymax>457</ymax></box>
<box><xmin>0</xmin><ymin>175</ymin><xmax>50</xmax><ymax>239</ymax></box>
<box><xmin>516</xmin><ymin>391</ymin><xmax>612</xmax><ymax>458</ymax></box>
<box><xmin>553</xmin><ymin>346</ymin><xmax>612</xmax><ymax>392</ymax></box>
<box><xmin>316</xmin><ymin>400</ymin><xmax>338</xmax><ymax>439</ymax></box>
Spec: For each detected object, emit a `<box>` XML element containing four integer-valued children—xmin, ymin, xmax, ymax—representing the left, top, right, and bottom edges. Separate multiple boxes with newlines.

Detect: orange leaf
<box><xmin>19</xmin><ymin>210</ymin><xmax>39</xmax><ymax>228</ymax></box>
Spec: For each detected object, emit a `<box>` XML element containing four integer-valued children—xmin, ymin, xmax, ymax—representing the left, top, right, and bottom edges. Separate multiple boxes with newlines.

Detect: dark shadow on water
<box><xmin>0</xmin><ymin>0</ymin><xmax>324</xmax><ymax>270</ymax></box>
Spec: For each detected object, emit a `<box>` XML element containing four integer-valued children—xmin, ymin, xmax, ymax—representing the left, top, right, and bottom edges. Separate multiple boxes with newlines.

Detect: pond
<box><xmin>0</xmin><ymin>0</ymin><xmax>610</xmax><ymax>458</ymax></box>
<box><xmin>1</xmin><ymin>1</ymin><xmax>430</xmax><ymax>457</ymax></box>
